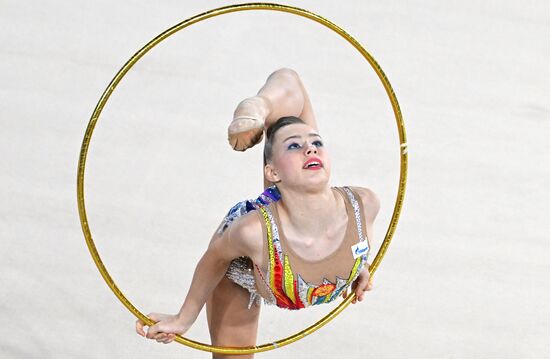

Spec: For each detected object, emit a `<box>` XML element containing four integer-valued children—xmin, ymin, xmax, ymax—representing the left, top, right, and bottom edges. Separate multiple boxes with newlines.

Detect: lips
<box><xmin>303</xmin><ymin>157</ymin><xmax>323</xmax><ymax>170</ymax></box>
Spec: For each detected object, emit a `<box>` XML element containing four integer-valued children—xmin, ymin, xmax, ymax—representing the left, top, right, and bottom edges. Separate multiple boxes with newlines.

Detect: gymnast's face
<box><xmin>265</xmin><ymin>123</ymin><xmax>331</xmax><ymax>189</ymax></box>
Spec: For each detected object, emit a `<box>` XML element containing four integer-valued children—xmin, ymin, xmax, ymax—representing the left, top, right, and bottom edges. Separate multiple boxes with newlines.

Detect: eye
<box><xmin>312</xmin><ymin>140</ymin><xmax>324</xmax><ymax>147</ymax></box>
<box><xmin>287</xmin><ymin>142</ymin><xmax>301</xmax><ymax>150</ymax></box>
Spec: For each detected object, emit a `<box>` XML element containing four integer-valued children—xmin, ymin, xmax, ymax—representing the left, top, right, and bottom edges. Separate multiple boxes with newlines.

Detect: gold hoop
<box><xmin>77</xmin><ymin>2</ymin><xmax>408</xmax><ymax>355</ymax></box>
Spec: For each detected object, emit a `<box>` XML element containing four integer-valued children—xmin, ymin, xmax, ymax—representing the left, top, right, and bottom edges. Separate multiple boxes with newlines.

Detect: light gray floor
<box><xmin>1</xmin><ymin>1</ymin><xmax>549</xmax><ymax>358</ymax></box>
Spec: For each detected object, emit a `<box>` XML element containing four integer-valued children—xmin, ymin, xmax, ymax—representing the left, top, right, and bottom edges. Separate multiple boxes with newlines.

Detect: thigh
<box><xmin>206</xmin><ymin>276</ymin><xmax>261</xmax><ymax>359</ymax></box>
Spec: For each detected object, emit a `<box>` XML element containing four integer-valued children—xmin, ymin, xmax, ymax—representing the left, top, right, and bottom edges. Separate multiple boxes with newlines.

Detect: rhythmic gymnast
<box><xmin>135</xmin><ymin>68</ymin><xmax>380</xmax><ymax>358</ymax></box>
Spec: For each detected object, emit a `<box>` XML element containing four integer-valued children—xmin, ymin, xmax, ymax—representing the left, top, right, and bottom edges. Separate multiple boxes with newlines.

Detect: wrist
<box><xmin>176</xmin><ymin>305</ymin><xmax>199</xmax><ymax>327</ymax></box>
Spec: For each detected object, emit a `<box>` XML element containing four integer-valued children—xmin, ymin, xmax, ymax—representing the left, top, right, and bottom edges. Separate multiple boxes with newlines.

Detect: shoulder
<box><xmin>348</xmin><ymin>186</ymin><xmax>380</xmax><ymax>224</ymax></box>
<box><xmin>226</xmin><ymin>210</ymin><xmax>264</xmax><ymax>259</ymax></box>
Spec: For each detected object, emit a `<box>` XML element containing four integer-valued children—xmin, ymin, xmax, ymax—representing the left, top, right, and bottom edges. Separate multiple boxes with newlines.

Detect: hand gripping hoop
<box><xmin>77</xmin><ymin>2</ymin><xmax>408</xmax><ymax>354</ymax></box>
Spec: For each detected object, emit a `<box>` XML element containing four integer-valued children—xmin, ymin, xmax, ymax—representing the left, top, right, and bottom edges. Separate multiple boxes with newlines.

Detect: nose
<box><xmin>305</xmin><ymin>143</ymin><xmax>318</xmax><ymax>155</ymax></box>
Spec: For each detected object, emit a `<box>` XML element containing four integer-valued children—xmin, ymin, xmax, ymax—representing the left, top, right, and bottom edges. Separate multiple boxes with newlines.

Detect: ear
<box><xmin>264</xmin><ymin>163</ymin><xmax>280</xmax><ymax>183</ymax></box>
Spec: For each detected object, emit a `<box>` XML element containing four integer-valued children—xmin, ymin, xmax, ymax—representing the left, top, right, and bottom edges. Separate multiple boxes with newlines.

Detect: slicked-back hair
<box><xmin>263</xmin><ymin>116</ymin><xmax>306</xmax><ymax>163</ymax></box>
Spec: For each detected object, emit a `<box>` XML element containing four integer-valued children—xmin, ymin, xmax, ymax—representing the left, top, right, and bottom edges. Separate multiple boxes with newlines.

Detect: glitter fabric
<box><xmin>225</xmin><ymin>256</ymin><xmax>261</xmax><ymax>308</ymax></box>
<box><xmin>218</xmin><ymin>186</ymin><xmax>281</xmax><ymax>235</ymax></box>
<box><xmin>223</xmin><ymin>187</ymin><xmax>281</xmax><ymax>307</ymax></box>
<box><xmin>343</xmin><ymin>187</ymin><xmax>366</xmax><ymax>242</ymax></box>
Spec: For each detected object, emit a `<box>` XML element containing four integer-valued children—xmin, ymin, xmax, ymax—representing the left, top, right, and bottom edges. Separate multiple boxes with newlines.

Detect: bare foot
<box><xmin>228</xmin><ymin>96</ymin><xmax>271</xmax><ymax>151</ymax></box>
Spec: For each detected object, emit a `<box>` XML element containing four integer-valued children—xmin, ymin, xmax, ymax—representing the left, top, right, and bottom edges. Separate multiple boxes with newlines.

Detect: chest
<box><xmin>281</xmin><ymin>220</ymin><xmax>349</xmax><ymax>262</ymax></box>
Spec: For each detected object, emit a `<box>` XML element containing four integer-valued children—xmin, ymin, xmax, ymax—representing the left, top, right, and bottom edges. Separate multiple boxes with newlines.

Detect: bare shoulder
<box><xmin>349</xmin><ymin>186</ymin><xmax>380</xmax><ymax>223</ymax></box>
<box><xmin>226</xmin><ymin>211</ymin><xmax>264</xmax><ymax>259</ymax></box>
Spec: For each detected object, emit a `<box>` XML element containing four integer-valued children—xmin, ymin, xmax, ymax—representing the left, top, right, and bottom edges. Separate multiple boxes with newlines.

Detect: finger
<box><xmin>355</xmin><ymin>274</ymin><xmax>371</xmax><ymax>294</ymax></box>
<box><xmin>146</xmin><ymin>324</ymin><xmax>160</xmax><ymax>339</ymax></box>
<box><xmin>160</xmin><ymin>334</ymin><xmax>176</xmax><ymax>344</ymax></box>
<box><xmin>341</xmin><ymin>289</ymin><xmax>348</xmax><ymax>299</ymax></box>
<box><xmin>154</xmin><ymin>333</ymin><xmax>167</xmax><ymax>342</ymax></box>
<box><xmin>135</xmin><ymin>320</ymin><xmax>146</xmax><ymax>337</ymax></box>
<box><xmin>366</xmin><ymin>279</ymin><xmax>374</xmax><ymax>291</ymax></box>
<box><xmin>355</xmin><ymin>284</ymin><xmax>367</xmax><ymax>299</ymax></box>
<box><xmin>364</xmin><ymin>267</ymin><xmax>371</xmax><ymax>279</ymax></box>
<box><xmin>357</xmin><ymin>287</ymin><xmax>368</xmax><ymax>302</ymax></box>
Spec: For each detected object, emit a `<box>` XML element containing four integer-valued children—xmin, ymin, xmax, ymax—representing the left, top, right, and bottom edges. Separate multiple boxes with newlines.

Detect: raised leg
<box><xmin>257</xmin><ymin>68</ymin><xmax>317</xmax><ymax>130</ymax></box>
<box><xmin>228</xmin><ymin>68</ymin><xmax>317</xmax><ymax>151</ymax></box>
<box><xmin>206</xmin><ymin>276</ymin><xmax>261</xmax><ymax>359</ymax></box>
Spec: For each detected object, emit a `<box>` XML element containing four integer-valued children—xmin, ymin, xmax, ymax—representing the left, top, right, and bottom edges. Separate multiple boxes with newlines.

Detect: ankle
<box><xmin>255</xmin><ymin>95</ymin><xmax>273</xmax><ymax>123</ymax></box>
<box><xmin>233</xmin><ymin>96</ymin><xmax>271</xmax><ymax>124</ymax></box>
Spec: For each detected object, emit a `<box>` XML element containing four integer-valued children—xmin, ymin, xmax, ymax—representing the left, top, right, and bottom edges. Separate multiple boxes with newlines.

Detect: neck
<box><xmin>276</xmin><ymin>184</ymin><xmax>340</xmax><ymax>237</ymax></box>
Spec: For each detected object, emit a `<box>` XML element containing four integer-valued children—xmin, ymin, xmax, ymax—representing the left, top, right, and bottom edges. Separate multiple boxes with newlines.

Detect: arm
<box><xmin>136</xmin><ymin>214</ymin><xmax>263</xmax><ymax>343</ymax></box>
<box><xmin>346</xmin><ymin>187</ymin><xmax>380</xmax><ymax>303</ymax></box>
<box><xmin>175</xmin><ymin>232</ymin><xmax>240</xmax><ymax>325</ymax></box>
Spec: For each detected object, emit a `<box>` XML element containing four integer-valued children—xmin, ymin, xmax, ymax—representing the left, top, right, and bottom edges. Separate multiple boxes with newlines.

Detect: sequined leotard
<box><xmin>223</xmin><ymin>186</ymin><xmax>370</xmax><ymax>309</ymax></box>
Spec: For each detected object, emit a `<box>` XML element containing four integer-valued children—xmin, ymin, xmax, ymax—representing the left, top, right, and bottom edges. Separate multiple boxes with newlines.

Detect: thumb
<box><xmin>355</xmin><ymin>275</ymin><xmax>370</xmax><ymax>296</ymax></box>
<box><xmin>366</xmin><ymin>276</ymin><xmax>374</xmax><ymax>291</ymax></box>
<box><xmin>144</xmin><ymin>313</ymin><xmax>164</xmax><ymax>338</ymax></box>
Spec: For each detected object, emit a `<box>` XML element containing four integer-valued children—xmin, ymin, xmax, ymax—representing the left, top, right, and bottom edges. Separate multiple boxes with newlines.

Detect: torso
<box><xmin>273</xmin><ymin>188</ymin><xmax>349</xmax><ymax>262</ymax></box>
<box><xmin>252</xmin><ymin>186</ymin><xmax>370</xmax><ymax>309</ymax></box>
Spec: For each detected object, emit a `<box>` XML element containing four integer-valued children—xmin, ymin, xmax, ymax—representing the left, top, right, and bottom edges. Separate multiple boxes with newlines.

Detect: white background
<box><xmin>1</xmin><ymin>1</ymin><xmax>549</xmax><ymax>358</ymax></box>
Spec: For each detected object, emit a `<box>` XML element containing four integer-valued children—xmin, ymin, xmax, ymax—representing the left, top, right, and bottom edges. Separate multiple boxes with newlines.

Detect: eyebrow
<box><xmin>282</xmin><ymin>133</ymin><xmax>322</xmax><ymax>143</ymax></box>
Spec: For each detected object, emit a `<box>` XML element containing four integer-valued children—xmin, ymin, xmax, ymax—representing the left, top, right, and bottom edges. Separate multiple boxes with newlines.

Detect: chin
<box><xmin>278</xmin><ymin>168</ymin><xmax>331</xmax><ymax>192</ymax></box>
